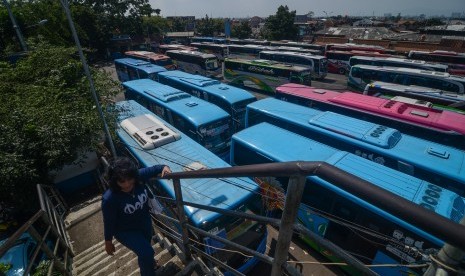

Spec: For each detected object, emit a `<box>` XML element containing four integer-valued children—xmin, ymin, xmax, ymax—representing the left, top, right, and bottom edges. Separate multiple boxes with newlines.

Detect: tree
<box><xmin>195</xmin><ymin>15</ymin><xmax>224</xmax><ymax>36</ymax></box>
<box><xmin>142</xmin><ymin>16</ymin><xmax>169</xmax><ymax>41</ymax></box>
<box><xmin>263</xmin><ymin>5</ymin><xmax>298</xmax><ymax>40</ymax></box>
<box><xmin>0</xmin><ymin>42</ymin><xmax>120</xmax><ymax>212</ymax></box>
<box><xmin>231</xmin><ymin>21</ymin><xmax>252</xmax><ymax>39</ymax></box>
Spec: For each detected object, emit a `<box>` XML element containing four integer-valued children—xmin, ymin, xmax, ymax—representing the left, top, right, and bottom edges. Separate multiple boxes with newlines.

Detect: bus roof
<box><xmin>191</xmin><ymin>42</ymin><xmax>228</xmax><ymax>48</ymax></box>
<box><xmin>226</xmin><ymin>58</ymin><xmax>311</xmax><ymax>71</ymax></box>
<box><xmin>368</xmin><ymin>81</ymin><xmax>445</xmax><ymax>94</ymax></box>
<box><xmin>122</xmin><ymin>79</ymin><xmax>230</xmax><ymax>125</ymax></box>
<box><xmin>353</xmin><ymin>64</ymin><xmax>454</xmax><ymax>78</ymax></box>
<box><xmin>166</xmin><ymin>50</ymin><xmax>217</xmax><ymax>59</ymax></box>
<box><xmin>260</xmin><ymin>50</ymin><xmax>325</xmax><ymax>59</ymax></box>
<box><xmin>351</xmin><ymin>56</ymin><xmax>448</xmax><ymax>70</ymax></box>
<box><xmin>247</xmin><ymin>98</ymin><xmax>465</xmax><ymax>180</ymax></box>
<box><xmin>232</xmin><ymin>122</ymin><xmax>461</xmax><ymax>222</ymax></box>
<box><xmin>116</xmin><ymin>100</ymin><xmax>258</xmax><ymax>226</ymax></box>
<box><xmin>115</xmin><ymin>58</ymin><xmax>168</xmax><ymax>74</ymax></box>
<box><xmin>157</xmin><ymin>70</ymin><xmax>256</xmax><ymax>104</ymax></box>
<box><xmin>125</xmin><ymin>51</ymin><xmax>170</xmax><ymax>60</ymax></box>
<box><xmin>276</xmin><ymin>83</ymin><xmax>351</xmax><ymax>100</ymax></box>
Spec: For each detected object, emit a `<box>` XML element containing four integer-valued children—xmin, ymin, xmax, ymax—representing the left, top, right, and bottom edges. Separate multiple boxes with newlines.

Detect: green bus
<box><xmin>223</xmin><ymin>58</ymin><xmax>312</xmax><ymax>93</ymax></box>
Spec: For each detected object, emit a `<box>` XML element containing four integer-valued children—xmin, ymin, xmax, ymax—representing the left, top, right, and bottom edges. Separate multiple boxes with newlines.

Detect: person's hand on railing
<box><xmin>105</xmin><ymin>240</ymin><xmax>115</xmax><ymax>255</ymax></box>
<box><xmin>161</xmin><ymin>166</ymin><xmax>172</xmax><ymax>177</ymax></box>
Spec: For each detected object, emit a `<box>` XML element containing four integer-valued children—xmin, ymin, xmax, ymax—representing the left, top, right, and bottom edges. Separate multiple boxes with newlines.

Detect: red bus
<box><xmin>408</xmin><ymin>50</ymin><xmax>465</xmax><ymax>76</ymax></box>
<box><xmin>325</xmin><ymin>50</ymin><xmax>394</xmax><ymax>74</ymax></box>
<box><xmin>275</xmin><ymin>83</ymin><xmax>465</xmax><ymax>148</ymax></box>
<box><xmin>124</xmin><ymin>51</ymin><xmax>176</xmax><ymax>70</ymax></box>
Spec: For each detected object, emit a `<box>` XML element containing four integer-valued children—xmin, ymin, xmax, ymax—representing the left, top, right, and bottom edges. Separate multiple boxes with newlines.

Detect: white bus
<box><xmin>223</xmin><ymin>58</ymin><xmax>312</xmax><ymax>94</ymax></box>
<box><xmin>348</xmin><ymin>65</ymin><xmax>465</xmax><ymax>93</ymax></box>
<box><xmin>227</xmin><ymin>44</ymin><xmax>275</xmax><ymax>59</ymax></box>
<box><xmin>349</xmin><ymin>56</ymin><xmax>448</xmax><ymax>72</ymax></box>
<box><xmin>190</xmin><ymin>42</ymin><xmax>229</xmax><ymax>61</ymax></box>
<box><xmin>259</xmin><ymin>51</ymin><xmax>328</xmax><ymax>80</ymax></box>
<box><xmin>165</xmin><ymin>50</ymin><xmax>221</xmax><ymax>78</ymax></box>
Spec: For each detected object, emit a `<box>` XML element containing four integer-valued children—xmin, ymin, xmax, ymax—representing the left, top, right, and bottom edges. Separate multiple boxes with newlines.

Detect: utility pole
<box><xmin>423</xmin><ymin>216</ymin><xmax>465</xmax><ymax>276</ymax></box>
<box><xmin>2</xmin><ymin>0</ymin><xmax>27</xmax><ymax>51</ymax></box>
<box><xmin>59</xmin><ymin>0</ymin><xmax>117</xmax><ymax>158</ymax></box>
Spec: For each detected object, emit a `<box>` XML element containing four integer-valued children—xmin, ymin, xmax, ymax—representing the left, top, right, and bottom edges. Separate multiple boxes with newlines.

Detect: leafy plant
<box><xmin>263</xmin><ymin>5</ymin><xmax>298</xmax><ymax>40</ymax></box>
<box><xmin>0</xmin><ymin>41</ymin><xmax>120</xmax><ymax>212</ymax></box>
<box><xmin>0</xmin><ymin>263</ymin><xmax>12</xmax><ymax>275</ymax></box>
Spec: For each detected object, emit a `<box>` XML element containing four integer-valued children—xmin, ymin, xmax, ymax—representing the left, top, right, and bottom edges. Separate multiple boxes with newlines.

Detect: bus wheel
<box><xmin>338</xmin><ymin>68</ymin><xmax>346</xmax><ymax>75</ymax></box>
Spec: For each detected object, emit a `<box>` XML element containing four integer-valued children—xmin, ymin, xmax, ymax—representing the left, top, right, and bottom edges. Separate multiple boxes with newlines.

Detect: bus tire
<box><xmin>338</xmin><ymin>68</ymin><xmax>346</xmax><ymax>75</ymax></box>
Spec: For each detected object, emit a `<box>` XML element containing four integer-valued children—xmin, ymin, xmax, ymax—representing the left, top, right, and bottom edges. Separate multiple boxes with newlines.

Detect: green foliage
<box><xmin>0</xmin><ymin>0</ymin><xmax>162</xmax><ymax>58</ymax></box>
<box><xmin>143</xmin><ymin>16</ymin><xmax>169</xmax><ymax>39</ymax></box>
<box><xmin>0</xmin><ymin>263</ymin><xmax>12</xmax><ymax>275</ymax></box>
<box><xmin>263</xmin><ymin>5</ymin><xmax>298</xmax><ymax>40</ymax></box>
<box><xmin>32</xmin><ymin>260</ymin><xmax>62</xmax><ymax>276</ymax></box>
<box><xmin>0</xmin><ymin>42</ymin><xmax>120</xmax><ymax>212</ymax></box>
<box><xmin>195</xmin><ymin>15</ymin><xmax>224</xmax><ymax>36</ymax></box>
<box><xmin>231</xmin><ymin>21</ymin><xmax>252</xmax><ymax>39</ymax></box>
<box><xmin>168</xmin><ymin>17</ymin><xmax>189</xmax><ymax>32</ymax></box>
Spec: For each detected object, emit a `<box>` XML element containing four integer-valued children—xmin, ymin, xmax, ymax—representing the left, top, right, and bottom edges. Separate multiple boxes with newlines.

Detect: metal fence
<box><xmin>146</xmin><ymin>161</ymin><xmax>465</xmax><ymax>276</ymax></box>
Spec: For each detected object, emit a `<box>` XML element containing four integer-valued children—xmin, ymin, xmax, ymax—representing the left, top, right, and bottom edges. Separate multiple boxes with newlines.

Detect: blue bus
<box><xmin>122</xmin><ymin>79</ymin><xmax>232</xmax><ymax>160</ymax></box>
<box><xmin>275</xmin><ymin>84</ymin><xmax>465</xmax><ymax>149</ymax></box>
<box><xmin>114</xmin><ymin>58</ymin><xmax>167</xmax><ymax>82</ymax></box>
<box><xmin>115</xmin><ymin>100</ymin><xmax>267</xmax><ymax>274</ymax></box>
<box><xmin>157</xmin><ymin>70</ymin><xmax>257</xmax><ymax>132</ymax></box>
<box><xmin>231</xmin><ymin>122</ymin><xmax>465</xmax><ymax>276</ymax></box>
<box><xmin>246</xmin><ymin>98</ymin><xmax>465</xmax><ymax>196</ymax></box>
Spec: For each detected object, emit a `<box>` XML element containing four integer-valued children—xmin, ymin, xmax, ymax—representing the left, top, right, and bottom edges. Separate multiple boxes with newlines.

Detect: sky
<box><xmin>150</xmin><ymin>0</ymin><xmax>465</xmax><ymax>18</ymax></box>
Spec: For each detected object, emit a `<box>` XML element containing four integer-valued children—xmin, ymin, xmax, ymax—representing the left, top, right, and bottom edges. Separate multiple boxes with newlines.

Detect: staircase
<box><xmin>66</xmin><ymin>197</ymin><xmax>222</xmax><ymax>276</ymax></box>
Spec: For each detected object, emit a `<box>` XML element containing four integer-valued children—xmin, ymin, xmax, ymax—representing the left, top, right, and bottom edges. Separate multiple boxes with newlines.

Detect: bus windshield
<box><xmin>205</xmin><ymin>58</ymin><xmax>219</xmax><ymax>70</ymax></box>
<box><xmin>199</xmin><ymin>119</ymin><xmax>231</xmax><ymax>153</ymax></box>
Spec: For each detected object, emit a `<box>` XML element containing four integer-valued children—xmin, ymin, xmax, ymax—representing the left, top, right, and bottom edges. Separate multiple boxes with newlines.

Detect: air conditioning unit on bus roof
<box><xmin>121</xmin><ymin>114</ymin><xmax>181</xmax><ymax>150</ymax></box>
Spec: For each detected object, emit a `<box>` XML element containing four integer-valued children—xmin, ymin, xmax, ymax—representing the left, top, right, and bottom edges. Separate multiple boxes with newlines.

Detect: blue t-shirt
<box><xmin>102</xmin><ymin>165</ymin><xmax>165</xmax><ymax>241</ymax></box>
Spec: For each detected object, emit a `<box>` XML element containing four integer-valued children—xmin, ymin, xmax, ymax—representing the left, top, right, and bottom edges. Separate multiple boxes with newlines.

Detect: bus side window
<box><xmin>128</xmin><ymin>67</ymin><xmax>138</xmax><ymax>80</ymax></box>
<box><xmin>172</xmin><ymin>113</ymin><xmax>186</xmax><ymax>131</ymax></box>
<box><xmin>406</xmin><ymin>75</ymin><xmax>428</xmax><ymax>87</ymax></box>
<box><xmin>325</xmin><ymin>199</ymin><xmax>358</xmax><ymax>243</ymax></box>
<box><xmin>138</xmin><ymin>69</ymin><xmax>148</xmax><ymax>79</ymax></box>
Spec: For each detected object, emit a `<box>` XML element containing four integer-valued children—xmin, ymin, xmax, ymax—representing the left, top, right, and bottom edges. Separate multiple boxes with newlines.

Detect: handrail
<box><xmin>163</xmin><ymin>161</ymin><xmax>465</xmax><ymax>249</ymax></box>
<box><xmin>0</xmin><ymin>210</ymin><xmax>71</xmax><ymax>275</ymax></box>
<box><xmin>154</xmin><ymin>161</ymin><xmax>373</xmax><ymax>275</ymax></box>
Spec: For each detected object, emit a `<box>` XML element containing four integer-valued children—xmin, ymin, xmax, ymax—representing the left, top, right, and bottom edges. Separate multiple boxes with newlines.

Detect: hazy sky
<box><xmin>150</xmin><ymin>0</ymin><xmax>464</xmax><ymax>18</ymax></box>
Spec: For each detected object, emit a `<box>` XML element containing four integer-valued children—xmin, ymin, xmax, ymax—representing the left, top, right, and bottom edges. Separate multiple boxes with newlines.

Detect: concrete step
<box><xmin>127</xmin><ymin>254</ymin><xmax>184</xmax><ymax>276</ymax></box>
<box><xmin>74</xmin><ymin>242</ymin><xmax>132</xmax><ymax>275</ymax></box>
<box><xmin>73</xmin><ymin>240</ymin><xmax>124</xmax><ymax>269</ymax></box>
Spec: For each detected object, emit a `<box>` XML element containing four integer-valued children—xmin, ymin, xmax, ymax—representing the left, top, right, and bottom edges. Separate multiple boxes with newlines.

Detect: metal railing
<box><xmin>37</xmin><ymin>184</ymin><xmax>72</xmax><ymax>249</ymax></box>
<box><xmin>149</xmin><ymin>161</ymin><xmax>465</xmax><ymax>276</ymax></box>
<box><xmin>0</xmin><ymin>210</ymin><xmax>73</xmax><ymax>276</ymax></box>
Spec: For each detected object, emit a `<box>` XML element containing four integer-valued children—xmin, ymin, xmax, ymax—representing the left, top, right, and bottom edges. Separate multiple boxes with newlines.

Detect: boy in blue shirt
<box><xmin>102</xmin><ymin>157</ymin><xmax>171</xmax><ymax>276</ymax></box>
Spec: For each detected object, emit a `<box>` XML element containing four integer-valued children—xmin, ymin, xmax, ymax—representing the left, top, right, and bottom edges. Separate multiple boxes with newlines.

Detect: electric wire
<box><xmin>119</xmin><ymin>139</ymin><xmax>418</xmax><ymax>257</ymax></box>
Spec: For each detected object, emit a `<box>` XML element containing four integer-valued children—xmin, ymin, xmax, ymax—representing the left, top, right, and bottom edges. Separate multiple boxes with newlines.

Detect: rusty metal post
<box><xmin>172</xmin><ymin>178</ymin><xmax>192</xmax><ymax>260</ymax></box>
<box><xmin>271</xmin><ymin>176</ymin><xmax>306</xmax><ymax>276</ymax></box>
